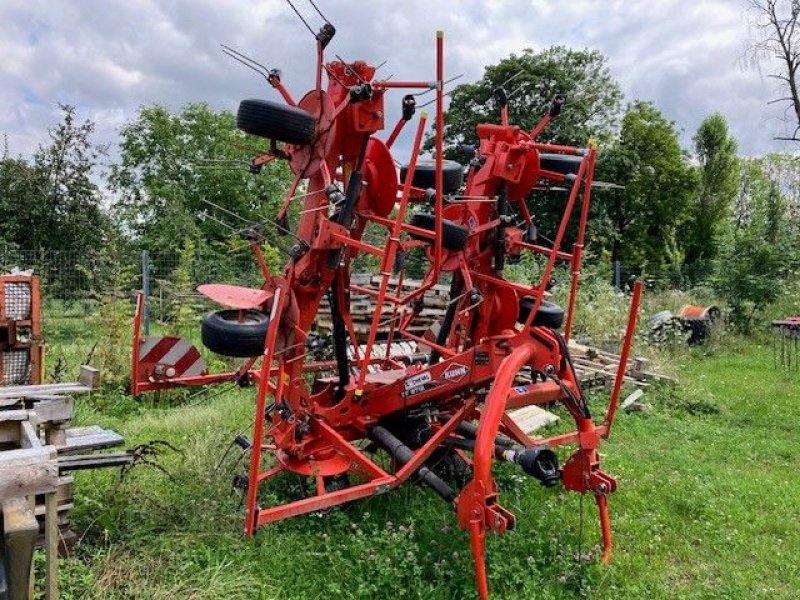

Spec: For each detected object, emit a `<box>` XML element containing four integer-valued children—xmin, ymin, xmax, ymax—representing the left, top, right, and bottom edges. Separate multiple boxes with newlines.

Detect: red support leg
<box><xmin>469</xmin><ymin>520</ymin><xmax>489</xmax><ymax>600</ymax></box>
<box><xmin>456</xmin><ymin>343</ymin><xmax>534</xmax><ymax>600</ymax></box>
<box><xmin>596</xmin><ymin>493</ymin><xmax>613</xmax><ymax>565</ymax></box>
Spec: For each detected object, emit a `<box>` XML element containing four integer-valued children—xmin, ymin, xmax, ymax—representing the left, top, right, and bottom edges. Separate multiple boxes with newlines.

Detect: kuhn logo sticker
<box><xmin>442</xmin><ymin>363</ymin><xmax>470</xmax><ymax>383</ymax></box>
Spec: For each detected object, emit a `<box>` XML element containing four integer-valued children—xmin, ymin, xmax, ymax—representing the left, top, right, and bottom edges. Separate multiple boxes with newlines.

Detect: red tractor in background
<box><xmin>131</xmin><ymin>16</ymin><xmax>641</xmax><ymax>600</ymax></box>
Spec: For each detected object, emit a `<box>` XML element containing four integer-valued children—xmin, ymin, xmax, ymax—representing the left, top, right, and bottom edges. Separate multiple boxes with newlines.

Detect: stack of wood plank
<box><xmin>1</xmin><ymin>366</ymin><xmax>124</xmax><ymax>599</ymax></box>
<box><xmin>317</xmin><ymin>276</ymin><xmax>673</xmax><ymax>390</ymax></box>
<box><xmin>512</xmin><ymin>341</ymin><xmax>676</xmax><ymax>390</ymax></box>
<box><xmin>316</xmin><ymin>275</ymin><xmax>451</xmax><ymax>340</ymax></box>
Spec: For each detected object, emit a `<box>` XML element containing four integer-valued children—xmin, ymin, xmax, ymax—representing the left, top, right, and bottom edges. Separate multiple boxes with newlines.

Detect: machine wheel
<box><xmin>517</xmin><ymin>297</ymin><xmax>565</xmax><ymax>329</ymax></box>
<box><xmin>400</xmin><ymin>159</ymin><xmax>464</xmax><ymax>194</ymax></box>
<box><xmin>408</xmin><ymin>213</ymin><xmax>469</xmax><ymax>251</ymax></box>
<box><xmin>237</xmin><ymin>99</ymin><xmax>317</xmax><ymax>145</ymax></box>
<box><xmin>201</xmin><ymin>309</ymin><xmax>269</xmax><ymax>357</ymax></box>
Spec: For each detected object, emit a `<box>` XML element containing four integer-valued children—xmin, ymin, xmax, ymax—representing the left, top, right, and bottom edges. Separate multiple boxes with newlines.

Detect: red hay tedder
<box><xmin>131</xmin><ymin>13</ymin><xmax>642</xmax><ymax>599</ymax></box>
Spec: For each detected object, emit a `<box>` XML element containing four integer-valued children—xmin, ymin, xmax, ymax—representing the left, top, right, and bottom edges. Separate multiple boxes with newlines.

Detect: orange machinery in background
<box><xmin>0</xmin><ymin>274</ymin><xmax>43</xmax><ymax>385</ymax></box>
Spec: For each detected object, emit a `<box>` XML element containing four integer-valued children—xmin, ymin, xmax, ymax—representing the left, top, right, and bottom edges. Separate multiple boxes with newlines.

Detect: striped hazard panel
<box><xmin>136</xmin><ymin>336</ymin><xmax>207</xmax><ymax>383</ymax></box>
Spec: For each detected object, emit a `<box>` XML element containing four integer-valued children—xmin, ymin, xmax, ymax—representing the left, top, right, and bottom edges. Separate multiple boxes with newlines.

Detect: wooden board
<box><xmin>507</xmin><ymin>405</ymin><xmax>559</xmax><ymax>435</ymax></box>
<box><xmin>55</xmin><ymin>426</ymin><xmax>125</xmax><ymax>454</ymax></box>
<box><xmin>0</xmin><ymin>382</ymin><xmax>93</xmax><ymax>400</ymax></box>
<box><xmin>0</xmin><ymin>463</ymin><xmax>58</xmax><ymax>502</ymax></box>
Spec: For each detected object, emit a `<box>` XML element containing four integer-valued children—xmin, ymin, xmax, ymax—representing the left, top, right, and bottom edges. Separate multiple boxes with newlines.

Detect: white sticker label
<box><xmin>404</xmin><ymin>371</ymin><xmax>432</xmax><ymax>390</ymax></box>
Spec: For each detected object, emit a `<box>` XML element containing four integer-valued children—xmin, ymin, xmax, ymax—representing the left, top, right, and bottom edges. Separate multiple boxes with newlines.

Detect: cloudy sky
<box><xmin>0</xmin><ymin>0</ymin><xmax>793</xmax><ymax>162</ymax></box>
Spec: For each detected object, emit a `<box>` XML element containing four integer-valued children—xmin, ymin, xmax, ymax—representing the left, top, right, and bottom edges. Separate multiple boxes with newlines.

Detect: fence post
<box><xmin>141</xmin><ymin>250</ymin><xmax>150</xmax><ymax>336</ymax></box>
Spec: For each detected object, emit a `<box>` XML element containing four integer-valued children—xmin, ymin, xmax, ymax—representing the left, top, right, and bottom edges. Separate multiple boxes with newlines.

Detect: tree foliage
<box><xmin>109</xmin><ymin>103</ymin><xmax>292</xmax><ymax>280</ymax></box>
<box><xmin>0</xmin><ymin>104</ymin><xmax>114</xmax><ymax>296</ymax></box>
<box><xmin>595</xmin><ymin>101</ymin><xmax>697</xmax><ymax>279</ymax></box>
<box><xmin>434</xmin><ymin>46</ymin><xmax>623</xmax><ymax>152</ymax></box>
<box><xmin>684</xmin><ymin>113</ymin><xmax>740</xmax><ymax>272</ymax></box>
<box><xmin>714</xmin><ymin>158</ymin><xmax>795</xmax><ymax>329</ymax></box>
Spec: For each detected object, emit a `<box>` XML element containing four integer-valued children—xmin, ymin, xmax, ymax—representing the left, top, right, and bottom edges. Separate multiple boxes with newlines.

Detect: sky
<box><xmin>0</xmin><ymin>0</ymin><xmax>793</xmax><ymax>163</ymax></box>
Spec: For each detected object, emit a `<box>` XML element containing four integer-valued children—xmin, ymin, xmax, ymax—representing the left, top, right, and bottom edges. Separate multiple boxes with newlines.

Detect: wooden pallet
<box><xmin>314</xmin><ymin>277</ymin><xmax>674</xmax><ymax>390</ymax></box>
<box><xmin>316</xmin><ymin>277</ymin><xmax>450</xmax><ymax>341</ymax></box>
<box><xmin>1</xmin><ymin>364</ymin><xmax>124</xmax><ymax>598</ymax></box>
<box><xmin>0</xmin><ymin>409</ymin><xmax>59</xmax><ymax>599</ymax></box>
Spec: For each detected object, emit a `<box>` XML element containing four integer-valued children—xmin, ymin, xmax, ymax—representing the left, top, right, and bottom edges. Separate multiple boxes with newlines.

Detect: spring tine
<box><xmin>374</xmin><ymin>59</ymin><xmax>388</xmax><ymax>74</ymax></box>
<box><xmin>288</xmin><ymin>188</ymin><xmax>327</xmax><ymax>203</ymax></box>
<box><xmin>193</xmin><ymin>165</ymin><xmax>249</xmax><ymax>171</ymax></box>
<box><xmin>298</xmin><ymin>204</ymin><xmax>330</xmax><ymax>215</ymax></box>
<box><xmin>414</xmin><ymin>73</ymin><xmax>464</xmax><ymax>97</ymax></box>
<box><xmin>419</xmin><ymin>86</ymin><xmax>459</xmax><ymax>108</ymax></box>
<box><xmin>377</xmin><ymin>312</ymin><xmax>404</xmax><ymax>328</ymax></box>
<box><xmin>201</xmin><ymin>211</ymin><xmax>239</xmax><ymax>233</ymax></box>
<box><xmin>306</xmin><ymin>0</ymin><xmax>333</xmax><ymax>26</ymax></box>
<box><xmin>275</xmin><ymin>342</ymin><xmax>308</xmax><ymax>359</ymax></box>
<box><xmin>447</xmin><ymin>199</ymin><xmax>498</xmax><ymax>204</ymax></box>
<box><xmin>460</xmin><ymin>296</ymin><xmax>485</xmax><ymax>314</ymax></box>
<box><xmin>284</xmin><ymin>0</ymin><xmax>316</xmax><ymax>36</ymax></box>
<box><xmin>221</xmin><ymin>45</ymin><xmax>270</xmax><ymax>82</ymax></box>
<box><xmin>220</xmin><ymin>44</ymin><xmax>273</xmax><ymax>76</ymax></box>
<box><xmin>201</xmin><ymin>197</ymin><xmax>251</xmax><ymax>224</ymax></box>
<box><xmin>323</xmin><ymin>63</ymin><xmax>348</xmax><ymax>88</ymax></box>
<box><xmin>335</xmin><ymin>54</ymin><xmax>367</xmax><ymax>84</ymax></box>
<box><xmin>497</xmin><ymin>69</ymin><xmax>524</xmax><ymax>89</ymax></box>
<box><xmin>447</xmin><ymin>288</ymin><xmax>471</xmax><ymax>306</ymax></box>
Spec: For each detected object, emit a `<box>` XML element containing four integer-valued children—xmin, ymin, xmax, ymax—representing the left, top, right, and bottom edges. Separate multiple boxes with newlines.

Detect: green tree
<box><xmin>436</xmin><ymin>46</ymin><xmax>623</xmax><ymax>150</ymax></box>
<box><xmin>109</xmin><ymin>103</ymin><xmax>292</xmax><ymax>282</ymax></box>
<box><xmin>683</xmin><ymin>113</ymin><xmax>739</xmax><ymax>276</ymax></box>
<box><xmin>596</xmin><ymin>101</ymin><xmax>697</xmax><ymax>281</ymax></box>
<box><xmin>715</xmin><ymin>159</ymin><xmax>794</xmax><ymax>330</ymax></box>
<box><xmin>427</xmin><ymin>47</ymin><xmax>624</xmax><ymax>251</ymax></box>
<box><xmin>0</xmin><ymin>105</ymin><xmax>115</xmax><ymax>297</ymax></box>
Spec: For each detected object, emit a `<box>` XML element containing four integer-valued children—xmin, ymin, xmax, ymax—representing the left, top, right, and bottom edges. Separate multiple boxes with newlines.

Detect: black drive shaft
<box><xmin>369</xmin><ymin>425</ymin><xmax>455</xmax><ymax>501</ymax></box>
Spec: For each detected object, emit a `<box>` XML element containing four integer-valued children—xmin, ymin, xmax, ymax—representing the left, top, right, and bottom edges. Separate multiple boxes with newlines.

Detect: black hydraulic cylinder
<box><xmin>429</xmin><ymin>275</ymin><xmax>463</xmax><ymax>364</ymax></box>
<box><xmin>494</xmin><ymin>184</ymin><xmax>508</xmax><ymax>272</ymax></box>
<box><xmin>327</xmin><ymin>134</ymin><xmax>370</xmax><ymax>269</ymax></box>
<box><xmin>328</xmin><ymin>283</ymin><xmax>350</xmax><ymax>401</ymax></box>
<box><xmin>369</xmin><ymin>425</ymin><xmax>455</xmax><ymax>501</ymax></box>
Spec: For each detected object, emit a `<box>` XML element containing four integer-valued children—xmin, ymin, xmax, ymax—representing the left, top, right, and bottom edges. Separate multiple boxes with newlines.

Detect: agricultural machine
<box><xmin>131</xmin><ymin>9</ymin><xmax>642</xmax><ymax>599</ymax></box>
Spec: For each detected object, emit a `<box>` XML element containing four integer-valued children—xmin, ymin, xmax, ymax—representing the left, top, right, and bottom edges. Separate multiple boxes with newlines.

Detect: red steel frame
<box><xmin>131</xmin><ymin>28</ymin><xmax>643</xmax><ymax>600</ymax></box>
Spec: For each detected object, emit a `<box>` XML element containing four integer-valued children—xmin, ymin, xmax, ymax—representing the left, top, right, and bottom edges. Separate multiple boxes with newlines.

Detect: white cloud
<box><xmin>0</xmin><ymin>0</ymin><xmax>792</xmax><ymax>162</ymax></box>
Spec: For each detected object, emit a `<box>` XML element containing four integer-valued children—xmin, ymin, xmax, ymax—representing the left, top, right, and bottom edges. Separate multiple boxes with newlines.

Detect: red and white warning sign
<box><xmin>137</xmin><ymin>336</ymin><xmax>207</xmax><ymax>381</ymax></box>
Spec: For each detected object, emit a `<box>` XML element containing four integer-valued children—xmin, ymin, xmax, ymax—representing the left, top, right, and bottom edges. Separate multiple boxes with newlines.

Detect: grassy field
<box><xmin>39</xmin><ymin>321</ymin><xmax>800</xmax><ymax>599</ymax></box>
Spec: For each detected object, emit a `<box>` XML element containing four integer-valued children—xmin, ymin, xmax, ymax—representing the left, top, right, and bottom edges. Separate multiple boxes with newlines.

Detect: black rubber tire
<box><xmin>517</xmin><ymin>297</ymin><xmax>565</xmax><ymax>329</ymax></box>
<box><xmin>408</xmin><ymin>213</ymin><xmax>469</xmax><ymax>251</ymax></box>
<box><xmin>399</xmin><ymin>159</ymin><xmax>464</xmax><ymax>194</ymax></box>
<box><xmin>201</xmin><ymin>309</ymin><xmax>269</xmax><ymax>357</ymax></box>
<box><xmin>539</xmin><ymin>153</ymin><xmax>583</xmax><ymax>175</ymax></box>
<box><xmin>237</xmin><ymin>99</ymin><xmax>316</xmax><ymax>145</ymax></box>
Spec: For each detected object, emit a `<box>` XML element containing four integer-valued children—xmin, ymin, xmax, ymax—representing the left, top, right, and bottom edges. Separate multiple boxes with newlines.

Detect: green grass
<box><xmin>40</xmin><ymin>331</ymin><xmax>800</xmax><ymax>599</ymax></box>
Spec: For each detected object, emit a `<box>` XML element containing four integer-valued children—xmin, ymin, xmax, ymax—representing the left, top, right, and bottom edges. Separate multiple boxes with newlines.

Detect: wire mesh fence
<box><xmin>0</xmin><ymin>244</ymin><xmax>266</xmax><ymax>324</ymax></box>
<box><xmin>0</xmin><ymin>241</ymin><xmax>720</xmax><ymax>325</ymax></box>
